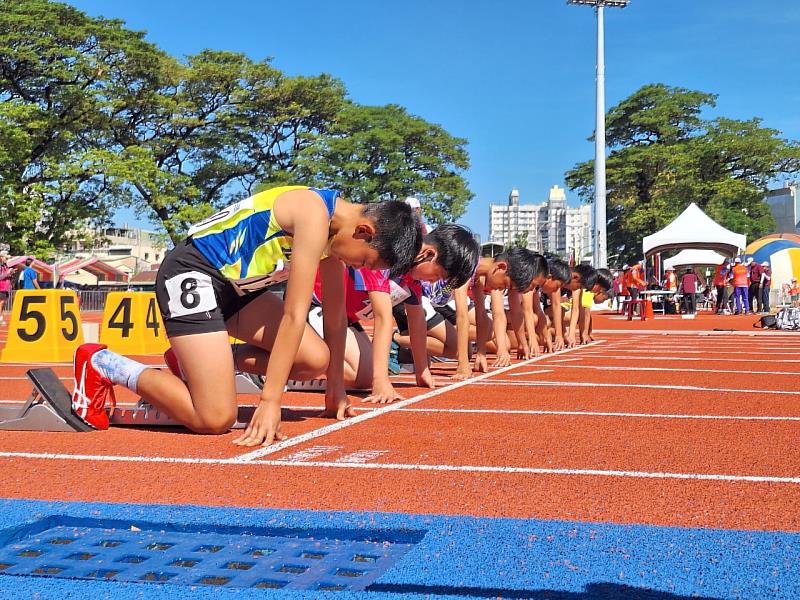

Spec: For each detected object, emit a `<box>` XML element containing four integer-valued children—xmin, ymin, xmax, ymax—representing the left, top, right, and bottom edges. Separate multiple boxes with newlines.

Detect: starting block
<box><xmin>109</xmin><ymin>402</ymin><xmax>254</xmax><ymax>430</ymax></box>
<box><xmin>285</xmin><ymin>378</ymin><xmax>370</xmax><ymax>392</ymax></box>
<box><xmin>0</xmin><ymin>368</ymin><xmax>92</xmax><ymax>432</ymax></box>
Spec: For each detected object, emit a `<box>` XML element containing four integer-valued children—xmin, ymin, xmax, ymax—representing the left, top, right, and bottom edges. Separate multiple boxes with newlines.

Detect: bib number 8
<box><xmin>180</xmin><ymin>278</ymin><xmax>200</xmax><ymax>309</ymax></box>
<box><xmin>165</xmin><ymin>272</ymin><xmax>217</xmax><ymax>318</ymax></box>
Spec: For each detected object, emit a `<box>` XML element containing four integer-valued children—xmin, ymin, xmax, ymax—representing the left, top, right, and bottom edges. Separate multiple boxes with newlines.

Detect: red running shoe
<box><xmin>163</xmin><ymin>347</ymin><xmax>185</xmax><ymax>380</ymax></box>
<box><xmin>71</xmin><ymin>343</ymin><xmax>116</xmax><ymax>430</ymax></box>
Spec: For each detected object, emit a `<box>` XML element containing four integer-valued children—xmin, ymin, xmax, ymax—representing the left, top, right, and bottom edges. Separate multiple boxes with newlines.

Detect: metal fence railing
<box><xmin>2</xmin><ymin>289</ymin><xmax>114</xmax><ymax>314</ymax></box>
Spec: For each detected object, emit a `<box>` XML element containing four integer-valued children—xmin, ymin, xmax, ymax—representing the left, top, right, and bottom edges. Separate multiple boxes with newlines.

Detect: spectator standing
<box><xmin>623</xmin><ymin>262</ymin><xmax>645</xmax><ymax>299</ymax></box>
<box><xmin>664</xmin><ymin>267</ymin><xmax>678</xmax><ymax>291</ymax></box>
<box><xmin>731</xmin><ymin>257</ymin><xmax>749</xmax><ymax>314</ymax></box>
<box><xmin>21</xmin><ymin>258</ymin><xmax>40</xmax><ymax>290</ymax></box>
<box><xmin>713</xmin><ymin>258</ymin><xmax>732</xmax><ymax>314</ymax></box>
<box><xmin>612</xmin><ymin>271</ymin><xmax>623</xmax><ymax>310</ymax></box>
<box><xmin>791</xmin><ymin>278</ymin><xmax>800</xmax><ymax>308</ymax></box>
<box><xmin>0</xmin><ymin>251</ymin><xmax>15</xmax><ymax>324</ymax></box>
<box><xmin>679</xmin><ymin>267</ymin><xmax>700</xmax><ymax>314</ymax></box>
<box><xmin>760</xmin><ymin>261</ymin><xmax>771</xmax><ymax>313</ymax></box>
<box><xmin>747</xmin><ymin>257</ymin><xmax>762</xmax><ymax>313</ymax></box>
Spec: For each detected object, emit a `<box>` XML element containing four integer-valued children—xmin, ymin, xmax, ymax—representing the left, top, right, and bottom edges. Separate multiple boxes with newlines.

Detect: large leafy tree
<box><xmin>294</xmin><ymin>103</ymin><xmax>473</xmax><ymax>225</ymax></box>
<box><xmin>106</xmin><ymin>50</ymin><xmax>347</xmax><ymax>241</ymax></box>
<box><xmin>2</xmin><ymin>0</ymin><xmax>472</xmax><ymax>255</ymax></box>
<box><xmin>566</xmin><ymin>84</ymin><xmax>800</xmax><ymax>263</ymax></box>
<box><xmin>0</xmin><ymin>0</ymin><xmax>169</xmax><ymax>255</ymax></box>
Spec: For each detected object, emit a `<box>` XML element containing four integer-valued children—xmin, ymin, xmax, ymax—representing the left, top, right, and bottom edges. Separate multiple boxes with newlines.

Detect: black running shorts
<box><xmin>155</xmin><ymin>240</ymin><xmax>267</xmax><ymax>338</ymax></box>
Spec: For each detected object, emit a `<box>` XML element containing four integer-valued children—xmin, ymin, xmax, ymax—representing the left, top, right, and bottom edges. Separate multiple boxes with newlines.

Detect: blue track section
<box><xmin>0</xmin><ymin>498</ymin><xmax>798</xmax><ymax>599</ymax></box>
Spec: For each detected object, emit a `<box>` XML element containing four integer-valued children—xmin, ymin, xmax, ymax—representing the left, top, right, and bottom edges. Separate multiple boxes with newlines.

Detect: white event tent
<box><xmin>663</xmin><ymin>249</ymin><xmax>726</xmax><ymax>270</ymax></box>
<box><xmin>642</xmin><ymin>203</ymin><xmax>746</xmax><ymax>258</ymax></box>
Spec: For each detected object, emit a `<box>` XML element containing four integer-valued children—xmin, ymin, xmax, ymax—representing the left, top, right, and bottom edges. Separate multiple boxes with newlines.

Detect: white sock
<box><xmin>91</xmin><ymin>350</ymin><xmax>148</xmax><ymax>394</ymax></box>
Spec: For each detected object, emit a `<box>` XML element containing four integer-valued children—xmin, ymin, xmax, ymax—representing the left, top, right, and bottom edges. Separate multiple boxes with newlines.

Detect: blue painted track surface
<box><xmin>0</xmin><ymin>499</ymin><xmax>798</xmax><ymax>599</ymax></box>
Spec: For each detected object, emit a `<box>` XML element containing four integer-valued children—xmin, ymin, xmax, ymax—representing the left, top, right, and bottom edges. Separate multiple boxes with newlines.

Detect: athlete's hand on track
<box><xmin>517</xmin><ymin>345</ymin><xmax>536</xmax><ymax>360</ymax></box>
<box><xmin>416</xmin><ymin>368</ymin><xmax>435</xmax><ymax>389</ymax></box>
<box><xmin>233</xmin><ymin>398</ymin><xmax>285</xmax><ymax>447</ymax></box>
<box><xmin>473</xmin><ymin>353</ymin><xmax>489</xmax><ymax>374</ymax></box>
<box><xmin>493</xmin><ymin>350</ymin><xmax>511</xmax><ymax>368</ymax></box>
<box><xmin>565</xmin><ymin>333</ymin><xmax>577</xmax><ymax>349</ymax></box>
<box><xmin>553</xmin><ymin>337</ymin><xmax>565</xmax><ymax>352</ymax></box>
<box><xmin>319</xmin><ymin>387</ymin><xmax>355</xmax><ymax>420</ymax></box>
<box><xmin>363</xmin><ymin>379</ymin><xmax>404</xmax><ymax>404</ymax></box>
<box><xmin>451</xmin><ymin>364</ymin><xmax>474</xmax><ymax>381</ymax></box>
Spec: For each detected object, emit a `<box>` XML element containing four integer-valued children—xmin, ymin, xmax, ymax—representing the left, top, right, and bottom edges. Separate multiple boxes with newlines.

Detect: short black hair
<box><xmin>574</xmin><ymin>264</ymin><xmax>598</xmax><ymax>290</ymax></box>
<box><xmin>25</xmin><ymin>258</ymin><xmax>33</xmax><ymax>266</ymax></box>
<box><xmin>595</xmin><ymin>268</ymin><xmax>612</xmax><ymax>292</ymax></box>
<box><xmin>425</xmin><ymin>224</ymin><xmax>480</xmax><ymax>289</ymax></box>
<box><xmin>363</xmin><ymin>201</ymin><xmax>423</xmax><ymax>277</ymax></box>
<box><xmin>547</xmin><ymin>259</ymin><xmax>571</xmax><ymax>285</ymax></box>
<box><xmin>495</xmin><ymin>247</ymin><xmax>541</xmax><ymax>291</ymax></box>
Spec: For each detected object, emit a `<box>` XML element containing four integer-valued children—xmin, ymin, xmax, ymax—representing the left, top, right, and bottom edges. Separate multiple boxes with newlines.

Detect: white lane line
<box><xmin>540</xmin><ymin>365</ymin><xmax>800</xmax><ymax>376</ymax></box>
<box><xmin>0</xmin><ymin>451</ymin><xmax>797</xmax><ymax>484</ymax></box>
<box><xmin>281</xmin><ymin>445</ymin><xmax>342</xmax><ymax>463</ymax></box>
<box><xmin>582</xmin><ymin>349</ymin><xmax>800</xmax><ymax>356</ymax></box>
<box><xmin>231</xmin><ymin>341</ymin><xmax>605</xmax><ymax>463</ymax></box>
<box><xmin>394</xmin><ymin>407</ymin><xmax>800</xmax><ymax>421</ymax></box>
<box><xmin>575</xmin><ymin>355</ymin><xmax>800</xmax><ymax>364</ymax></box>
<box><xmin>475</xmin><ymin>380</ymin><xmax>800</xmax><ymax>396</ymax></box>
<box><xmin>508</xmin><ymin>369</ymin><xmax>553</xmax><ymax>376</ymax></box>
<box><xmin>212</xmin><ymin>405</ymin><xmax>800</xmax><ymax>421</ymax></box>
<box><xmin>335</xmin><ymin>450</ymin><xmax>389</xmax><ymax>464</ymax></box>
<box><xmin>547</xmin><ymin>358</ymin><xmax>581</xmax><ymax>363</ymax></box>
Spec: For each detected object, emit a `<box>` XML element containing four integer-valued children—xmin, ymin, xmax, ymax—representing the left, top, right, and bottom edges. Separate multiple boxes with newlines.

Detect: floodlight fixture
<box><xmin>568</xmin><ymin>0</ymin><xmax>630</xmax><ymax>268</ymax></box>
<box><xmin>567</xmin><ymin>0</ymin><xmax>629</xmax><ymax>7</ymax></box>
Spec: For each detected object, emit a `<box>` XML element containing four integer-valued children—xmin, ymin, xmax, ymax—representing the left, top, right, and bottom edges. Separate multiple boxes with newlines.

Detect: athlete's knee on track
<box><xmin>195</xmin><ymin>407</ymin><xmax>238</xmax><ymax>435</ymax></box>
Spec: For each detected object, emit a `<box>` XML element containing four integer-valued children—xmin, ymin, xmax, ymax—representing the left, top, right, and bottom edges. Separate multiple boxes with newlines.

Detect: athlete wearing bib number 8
<box><xmin>70</xmin><ymin>186</ymin><xmax>423</xmax><ymax>447</ymax></box>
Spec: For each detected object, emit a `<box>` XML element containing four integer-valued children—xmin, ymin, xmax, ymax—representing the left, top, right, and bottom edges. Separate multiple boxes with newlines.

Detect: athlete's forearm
<box><xmin>369</xmin><ymin>291</ymin><xmax>393</xmax><ymax>386</ymax></box>
<box><xmin>490</xmin><ymin>291</ymin><xmax>509</xmax><ymax>353</ymax></box>
<box><xmin>454</xmin><ymin>285</ymin><xmax>471</xmax><ymax>371</ymax></box>
<box><xmin>406</xmin><ymin>305</ymin><xmax>429</xmax><ymax>370</ymax></box>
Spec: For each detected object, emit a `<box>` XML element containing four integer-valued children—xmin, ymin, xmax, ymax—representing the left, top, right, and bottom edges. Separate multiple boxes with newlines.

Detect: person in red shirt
<box><xmin>0</xmin><ymin>251</ymin><xmax>16</xmax><ymax>324</ymax></box>
<box><xmin>679</xmin><ymin>267</ymin><xmax>701</xmax><ymax>314</ymax></box>
<box><xmin>712</xmin><ymin>258</ymin><xmax>732</xmax><ymax>314</ymax></box>
<box><xmin>747</xmin><ymin>257</ymin><xmax>762</xmax><ymax>313</ymax></box>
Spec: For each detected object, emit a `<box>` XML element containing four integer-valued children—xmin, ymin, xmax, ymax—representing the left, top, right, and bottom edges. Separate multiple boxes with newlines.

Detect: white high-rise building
<box><xmin>489</xmin><ymin>185</ymin><xmax>592</xmax><ymax>261</ymax></box>
<box><xmin>765</xmin><ymin>182</ymin><xmax>800</xmax><ymax>234</ymax></box>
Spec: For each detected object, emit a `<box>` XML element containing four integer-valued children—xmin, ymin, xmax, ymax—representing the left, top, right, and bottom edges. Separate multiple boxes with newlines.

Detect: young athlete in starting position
<box><xmin>70</xmin><ymin>186</ymin><xmax>423</xmax><ymax>447</ymax></box>
<box><xmin>309</xmin><ymin>224</ymin><xmax>478</xmax><ymax>402</ymax></box>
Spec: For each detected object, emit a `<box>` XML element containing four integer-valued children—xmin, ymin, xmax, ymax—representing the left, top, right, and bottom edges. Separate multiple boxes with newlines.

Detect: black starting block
<box><xmin>0</xmin><ymin>368</ymin><xmax>93</xmax><ymax>432</ymax></box>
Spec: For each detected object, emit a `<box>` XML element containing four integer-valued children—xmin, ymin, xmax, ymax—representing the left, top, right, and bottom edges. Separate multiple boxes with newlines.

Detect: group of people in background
<box><xmin>610</xmin><ymin>255</ymin><xmax>779</xmax><ymax>316</ymax></box>
<box><xmin>712</xmin><ymin>257</ymin><xmax>771</xmax><ymax>315</ymax></box>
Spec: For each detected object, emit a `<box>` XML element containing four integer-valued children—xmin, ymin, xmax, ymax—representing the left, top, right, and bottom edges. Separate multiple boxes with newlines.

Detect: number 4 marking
<box><xmin>107</xmin><ymin>297</ymin><xmax>133</xmax><ymax>337</ymax></box>
<box><xmin>146</xmin><ymin>298</ymin><xmax>161</xmax><ymax>337</ymax></box>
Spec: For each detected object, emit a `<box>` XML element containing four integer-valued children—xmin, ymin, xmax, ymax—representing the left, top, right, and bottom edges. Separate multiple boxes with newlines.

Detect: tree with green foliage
<box><xmin>0</xmin><ymin>0</ymin><xmax>170</xmax><ymax>256</ymax></box>
<box><xmin>294</xmin><ymin>103</ymin><xmax>473</xmax><ymax>225</ymax></box>
<box><xmin>1</xmin><ymin>0</ymin><xmax>473</xmax><ymax>255</ymax></box>
<box><xmin>566</xmin><ymin>84</ymin><xmax>800</xmax><ymax>264</ymax></box>
<box><xmin>510</xmin><ymin>231</ymin><xmax>530</xmax><ymax>249</ymax></box>
<box><xmin>106</xmin><ymin>49</ymin><xmax>347</xmax><ymax>242</ymax></box>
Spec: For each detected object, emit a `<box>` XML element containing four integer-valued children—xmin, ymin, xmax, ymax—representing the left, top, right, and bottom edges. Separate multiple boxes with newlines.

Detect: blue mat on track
<box><xmin>0</xmin><ymin>499</ymin><xmax>797</xmax><ymax>599</ymax></box>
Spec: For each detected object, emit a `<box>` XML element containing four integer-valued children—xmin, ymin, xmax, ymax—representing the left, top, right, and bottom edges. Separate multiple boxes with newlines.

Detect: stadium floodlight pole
<box><xmin>567</xmin><ymin>0</ymin><xmax>629</xmax><ymax>268</ymax></box>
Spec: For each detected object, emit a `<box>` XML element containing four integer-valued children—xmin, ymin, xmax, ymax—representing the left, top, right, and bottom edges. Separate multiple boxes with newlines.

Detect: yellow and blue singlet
<box><xmin>188</xmin><ymin>186</ymin><xmax>338</xmax><ymax>280</ymax></box>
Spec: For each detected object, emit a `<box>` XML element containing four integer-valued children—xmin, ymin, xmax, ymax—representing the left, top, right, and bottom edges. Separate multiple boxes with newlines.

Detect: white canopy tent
<box><xmin>642</xmin><ymin>203</ymin><xmax>746</xmax><ymax>258</ymax></box>
<box><xmin>663</xmin><ymin>249</ymin><xmax>726</xmax><ymax>270</ymax></box>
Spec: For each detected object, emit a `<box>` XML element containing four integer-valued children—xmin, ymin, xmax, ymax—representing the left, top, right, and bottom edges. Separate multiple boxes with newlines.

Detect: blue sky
<box><xmin>69</xmin><ymin>0</ymin><xmax>800</xmax><ymax>240</ymax></box>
